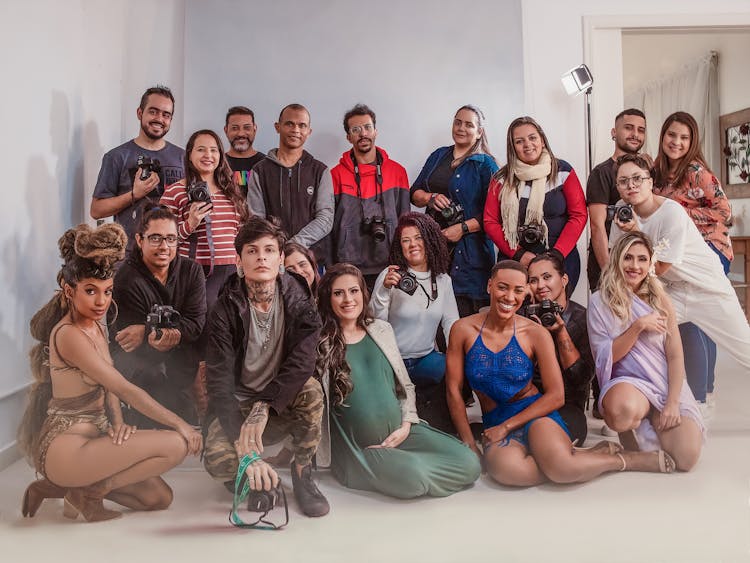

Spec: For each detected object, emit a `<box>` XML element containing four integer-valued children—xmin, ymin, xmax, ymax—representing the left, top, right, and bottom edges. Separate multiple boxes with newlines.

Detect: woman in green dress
<box><xmin>315</xmin><ymin>263</ymin><xmax>481</xmax><ymax>498</ymax></box>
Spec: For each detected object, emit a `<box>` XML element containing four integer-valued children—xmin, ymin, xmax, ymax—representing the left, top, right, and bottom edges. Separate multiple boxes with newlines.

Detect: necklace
<box><xmin>249</xmin><ymin>291</ymin><xmax>276</xmax><ymax>351</ymax></box>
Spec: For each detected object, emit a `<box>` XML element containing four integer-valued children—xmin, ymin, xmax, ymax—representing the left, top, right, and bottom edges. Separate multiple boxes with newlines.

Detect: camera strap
<box><xmin>350</xmin><ymin>150</ymin><xmax>387</xmax><ymax>228</ymax></box>
<box><xmin>229</xmin><ymin>453</ymin><xmax>288</xmax><ymax>530</ymax></box>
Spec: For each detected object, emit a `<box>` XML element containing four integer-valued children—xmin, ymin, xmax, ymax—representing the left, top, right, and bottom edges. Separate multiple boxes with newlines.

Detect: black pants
<box><xmin>558</xmin><ymin>403</ymin><xmax>587</xmax><ymax>445</ymax></box>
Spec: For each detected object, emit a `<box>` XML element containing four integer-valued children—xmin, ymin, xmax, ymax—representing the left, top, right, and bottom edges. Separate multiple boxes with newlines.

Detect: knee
<box><xmin>671</xmin><ymin>444</ymin><xmax>702</xmax><ymax>472</ymax></box>
<box><xmin>602</xmin><ymin>400</ymin><xmax>642</xmax><ymax>433</ymax></box>
<box><xmin>539</xmin><ymin>461</ymin><xmax>577</xmax><ymax>484</ymax></box>
<box><xmin>165</xmin><ymin>431</ymin><xmax>189</xmax><ymax>465</ymax></box>
<box><xmin>144</xmin><ymin>481</ymin><xmax>174</xmax><ymax>511</ymax></box>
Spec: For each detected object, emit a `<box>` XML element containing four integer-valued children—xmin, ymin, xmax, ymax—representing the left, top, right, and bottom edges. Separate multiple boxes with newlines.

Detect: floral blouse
<box><xmin>654</xmin><ymin>161</ymin><xmax>733</xmax><ymax>262</ymax></box>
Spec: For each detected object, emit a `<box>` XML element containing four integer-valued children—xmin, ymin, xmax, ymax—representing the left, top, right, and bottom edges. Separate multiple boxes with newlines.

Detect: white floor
<box><xmin>1</xmin><ymin>351</ymin><xmax>749</xmax><ymax>563</ymax></box>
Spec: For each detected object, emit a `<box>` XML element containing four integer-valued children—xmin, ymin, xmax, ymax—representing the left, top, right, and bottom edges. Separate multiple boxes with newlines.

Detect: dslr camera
<box><xmin>521</xmin><ymin>299</ymin><xmax>563</xmax><ymax>327</ymax></box>
<box><xmin>428</xmin><ymin>201</ymin><xmax>464</xmax><ymax>228</ymax></box>
<box><xmin>247</xmin><ymin>486</ymin><xmax>283</xmax><ymax>513</ymax></box>
<box><xmin>606</xmin><ymin>204</ymin><xmax>634</xmax><ymax>223</ymax></box>
<box><xmin>518</xmin><ymin>223</ymin><xmax>544</xmax><ymax>246</ymax></box>
<box><xmin>136</xmin><ymin>155</ymin><xmax>162</xmax><ymax>182</ymax></box>
<box><xmin>145</xmin><ymin>304</ymin><xmax>181</xmax><ymax>339</ymax></box>
<box><xmin>362</xmin><ymin>215</ymin><xmax>387</xmax><ymax>243</ymax></box>
<box><xmin>394</xmin><ymin>268</ymin><xmax>418</xmax><ymax>295</ymax></box>
<box><xmin>186</xmin><ymin>180</ymin><xmax>212</xmax><ymax>204</ymax></box>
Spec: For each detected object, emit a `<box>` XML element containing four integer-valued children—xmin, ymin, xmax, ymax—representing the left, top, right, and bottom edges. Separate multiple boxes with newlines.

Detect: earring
<box><xmin>108</xmin><ymin>299</ymin><xmax>119</xmax><ymax>326</ymax></box>
<box><xmin>236</xmin><ymin>265</ymin><xmax>244</xmax><ymax>278</ymax></box>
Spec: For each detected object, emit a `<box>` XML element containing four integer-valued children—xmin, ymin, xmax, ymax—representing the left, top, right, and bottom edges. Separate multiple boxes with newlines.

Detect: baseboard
<box><xmin>0</xmin><ymin>440</ymin><xmax>21</xmax><ymax>471</ymax></box>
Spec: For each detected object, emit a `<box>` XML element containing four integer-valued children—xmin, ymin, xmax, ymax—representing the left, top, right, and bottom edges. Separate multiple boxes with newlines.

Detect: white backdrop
<box><xmin>183</xmin><ymin>0</ymin><xmax>524</xmax><ymax>180</ymax></box>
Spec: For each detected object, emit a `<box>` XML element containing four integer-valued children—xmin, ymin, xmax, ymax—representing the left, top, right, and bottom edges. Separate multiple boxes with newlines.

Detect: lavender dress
<box><xmin>587</xmin><ymin>292</ymin><xmax>705</xmax><ymax>450</ymax></box>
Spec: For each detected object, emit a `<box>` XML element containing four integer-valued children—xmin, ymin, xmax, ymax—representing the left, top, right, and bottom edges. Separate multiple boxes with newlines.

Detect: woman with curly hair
<box><xmin>588</xmin><ymin>232</ymin><xmax>703</xmax><ymax>469</ymax></box>
<box><xmin>314</xmin><ymin>263</ymin><xmax>480</xmax><ymax>498</ymax></box>
<box><xmin>18</xmin><ymin>224</ymin><xmax>202</xmax><ymax>522</ymax></box>
<box><xmin>161</xmin><ymin>129</ymin><xmax>250</xmax><ymax>312</ymax></box>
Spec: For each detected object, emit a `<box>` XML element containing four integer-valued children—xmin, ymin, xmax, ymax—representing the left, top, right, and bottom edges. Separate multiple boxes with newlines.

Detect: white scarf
<box><xmin>500</xmin><ymin>149</ymin><xmax>551</xmax><ymax>250</ymax></box>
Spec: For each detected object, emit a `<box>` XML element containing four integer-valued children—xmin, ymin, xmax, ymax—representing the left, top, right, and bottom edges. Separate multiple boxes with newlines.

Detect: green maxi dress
<box><xmin>330</xmin><ymin>334</ymin><xmax>480</xmax><ymax>498</ymax></box>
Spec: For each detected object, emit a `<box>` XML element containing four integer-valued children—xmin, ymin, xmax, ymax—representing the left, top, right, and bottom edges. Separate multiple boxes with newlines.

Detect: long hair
<box><xmin>315</xmin><ymin>264</ymin><xmax>372</xmax><ymax>406</ymax></box>
<box><xmin>599</xmin><ymin>232</ymin><xmax>670</xmax><ymax>323</ymax></box>
<box><xmin>17</xmin><ymin>224</ymin><xmax>127</xmax><ymax>465</ymax></box>
<box><xmin>284</xmin><ymin>241</ymin><xmax>320</xmax><ymax>295</ymax></box>
<box><xmin>653</xmin><ymin>111</ymin><xmax>710</xmax><ymax>189</ymax></box>
<box><xmin>184</xmin><ymin>129</ymin><xmax>250</xmax><ymax>222</ymax></box>
<box><xmin>495</xmin><ymin>116</ymin><xmax>559</xmax><ymax>190</ymax></box>
<box><xmin>452</xmin><ymin>105</ymin><xmax>494</xmax><ymax>168</ymax></box>
<box><xmin>388</xmin><ymin>212</ymin><xmax>450</xmax><ymax>275</ymax></box>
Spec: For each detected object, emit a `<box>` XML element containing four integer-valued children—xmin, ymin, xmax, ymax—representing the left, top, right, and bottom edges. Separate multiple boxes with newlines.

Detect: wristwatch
<box><xmin>460</xmin><ymin>221</ymin><xmax>469</xmax><ymax>235</ymax></box>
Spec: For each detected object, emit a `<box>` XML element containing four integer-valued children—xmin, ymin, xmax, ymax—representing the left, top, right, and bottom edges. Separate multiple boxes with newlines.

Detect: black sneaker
<box><xmin>290</xmin><ymin>462</ymin><xmax>330</xmax><ymax>517</ymax></box>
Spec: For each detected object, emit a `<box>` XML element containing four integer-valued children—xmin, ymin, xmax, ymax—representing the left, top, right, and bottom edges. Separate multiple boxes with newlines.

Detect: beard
<box><xmin>142</xmin><ymin>121</ymin><xmax>168</xmax><ymax>141</ymax></box>
<box><xmin>616</xmin><ymin>138</ymin><xmax>643</xmax><ymax>155</ymax></box>
<box><xmin>231</xmin><ymin>136</ymin><xmax>252</xmax><ymax>152</ymax></box>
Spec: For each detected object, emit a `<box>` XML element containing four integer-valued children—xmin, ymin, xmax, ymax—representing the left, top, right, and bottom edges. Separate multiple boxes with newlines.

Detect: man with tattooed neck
<box><xmin>202</xmin><ymin>217</ymin><xmax>329</xmax><ymax>517</ymax></box>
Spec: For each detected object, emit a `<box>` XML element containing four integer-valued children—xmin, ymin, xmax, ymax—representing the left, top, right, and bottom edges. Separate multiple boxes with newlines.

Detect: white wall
<box><xmin>0</xmin><ymin>0</ymin><xmax>186</xmax><ymax>466</ymax></box>
<box><xmin>622</xmin><ymin>29</ymin><xmax>750</xmax><ymax>236</ymax></box>
<box><xmin>182</xmin><ymin>0</ymin><xmax>524</xmax><ymax>182</ymax></box>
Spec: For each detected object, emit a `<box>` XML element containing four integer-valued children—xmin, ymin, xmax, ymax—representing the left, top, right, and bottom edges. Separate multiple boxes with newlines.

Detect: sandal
<box><xmin>616</xmin><ymin>450</ymin><xmax>676</xmax><ymax>474</ymax></box>
<box><xmin>573</xmin><ymin>440</ymin><xmax>623</xmax><ymax>455</ymax></box>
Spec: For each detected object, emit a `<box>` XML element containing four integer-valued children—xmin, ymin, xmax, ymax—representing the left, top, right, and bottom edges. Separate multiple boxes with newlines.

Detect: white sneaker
<box><xmin>600</xmin><ymin>423</ymin><xmax>617</xmax><ymax>437</ymax></box>
<box><xmin>698</xmin><ymin>401</ymin><xmax>713</xmax><ymax>421</ymax></box>
<box><xmin>706</xmin><ymin>392</ymin><xmax>716</xmax><ymax>408</ymax></box>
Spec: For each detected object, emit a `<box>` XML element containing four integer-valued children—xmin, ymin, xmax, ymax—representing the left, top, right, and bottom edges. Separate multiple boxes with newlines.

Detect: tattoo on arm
<box><xmin>244</xmin><ymin>401</ymin><xmax>269</xmax><ymax>425</ymax></box>
<box><xmin>556</xmin><ymin>334</ymin><xmax>576</xmax><ymax>354</ymax></box>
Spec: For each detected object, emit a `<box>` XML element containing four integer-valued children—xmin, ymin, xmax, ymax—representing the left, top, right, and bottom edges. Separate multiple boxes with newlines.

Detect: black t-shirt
<box><xmin>585</xmin><ymin>157</ymin><xmax>618</xmax><ymax>236</ymax></box>
<box><xmin>426</xmin><ymin>150</ymin><xmax>454</xmax><ymax>196</ymax></box>
<box><xmin>226</xmin><ymin>152</ymin><xmax>266</xmax><ymax>197</ymax></box>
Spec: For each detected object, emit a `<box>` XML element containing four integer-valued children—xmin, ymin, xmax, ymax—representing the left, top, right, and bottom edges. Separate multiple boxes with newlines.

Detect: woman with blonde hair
<box><xmin>18</xmin><ymin>223</ymin><xmax>202</xmax><ymax>522</ymax></box>
<box><xmin>588</xmin><ymin>232</ymin><xmax>703</xmax><ymax>470</ymax></box>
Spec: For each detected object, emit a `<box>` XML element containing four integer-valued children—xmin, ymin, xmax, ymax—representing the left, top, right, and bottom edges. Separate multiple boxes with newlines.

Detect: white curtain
<box><xmin>625</xmin><ymin>51</ymin><xmax>719</xmax><ymax>172</ymax></box>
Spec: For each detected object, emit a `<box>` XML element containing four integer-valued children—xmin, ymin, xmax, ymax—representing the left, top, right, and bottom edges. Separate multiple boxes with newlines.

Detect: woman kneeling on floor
<box><xmin>315</xmin><ymin>263</ymin><xmax>480</xmax><ymax>498</ymax></box>
<box><xmin>18</xmin><ymin>224</ymin><xmax>202</xmax><ymax>522</ymax></box>
<box><xmin>588</xmin><ymin>232</ymin><xmax>704</xmax><ymax>469</ymax></box>
<box><xmin>446</xmin><ymin>260</ymin><xmax>677</xmax><ymax>487</ymax></box>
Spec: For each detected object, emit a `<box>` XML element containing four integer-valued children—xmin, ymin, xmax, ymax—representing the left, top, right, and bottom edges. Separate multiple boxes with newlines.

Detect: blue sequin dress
<box><xmin>465</xmin><ymin>317</ymin><xmax>570</xmax><ymax>446</ymax></box>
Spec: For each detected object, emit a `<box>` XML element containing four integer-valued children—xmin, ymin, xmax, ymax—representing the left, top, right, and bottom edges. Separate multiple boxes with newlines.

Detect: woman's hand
<box><xmin>115</xmin><ymin>324</ymin><xmax>146</xmax><ymax>353</ymax></box>
<box><xmin>482</xmin><ymin>422</ymin><xmax>510</xmax><ymax>445</ymax></box>
<box><xmin>107</xmin><ymin>423</ymin><xmax>136</xmax><ymax>445</ymax></box>
<box><xmin>187</xmin><ymin>201</ymin><xmax>213</xmax><ymax>231</ymax></box>
<box><xmin>176</xmin><ymin>421</ymin><xmax>203</xmax><ymax>455</ymax></box>
<box><xmin>382</xmin><ymin>265</ymin><xmax>402</xmax><ymax>289</ymax></box>
<box><xmin>531</xmin><ymin>312</ymin><xmax>566</xmax><ymax>334</ymax></box>
<box><xmin>442</xmin><ymin>224</ymin><xmax>463</xmax><ymax>243</ymax></box>
<box><xmin>369</xmin><ymin>422</ymin><xmax>411</xmax><ymax>449</ymax></box>
<box><xmin>656</xmin><ymin>401</ymin><xmax>681</xmax><ymax>431</ymax></box>
<box><xmin>636</xmin><ymin>312</ymin><xmax>667</xmax><ymax>335</ymax></box>
<box><xmin>615</xmin><ymin>215</ymin><xmax>637</xmax><ymax>233</ymax></box>
<box><xmin>245</xmin><ymin>459</ymin><xmax>279</xmax><ymax>491</ymax></box>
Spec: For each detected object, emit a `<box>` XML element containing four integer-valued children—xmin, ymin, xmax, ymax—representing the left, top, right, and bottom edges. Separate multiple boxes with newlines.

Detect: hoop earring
<box><xmin>108</xmin><ymin>299</ymin><xmax>119</xmax><ymax>326</ymax></box>
<box><xmin>237</xmin><ymin>265</ymin><xmax>245</xmax><ymax>278</ymax></box>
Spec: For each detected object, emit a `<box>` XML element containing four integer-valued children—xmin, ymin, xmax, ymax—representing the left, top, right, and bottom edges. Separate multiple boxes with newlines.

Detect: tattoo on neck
<box><xmin>246</xmin><ymin>280</ymin><xmax>275</xmax><ymax>304</ymax></box>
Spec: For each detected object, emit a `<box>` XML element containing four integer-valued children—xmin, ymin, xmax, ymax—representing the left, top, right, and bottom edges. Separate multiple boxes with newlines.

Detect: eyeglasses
<box><xmin>615</xmin><ymin>175</ymin><xmax>650</xmax><ymax>189</ymax></box>
<box><xmin>145</xmin><ymin>234</ymin><xmax>178</xmax><ymax>247</ymax></box>
<box><xmin>349</xmin><ymin>123</ymin><xmax>374</xmax><ymax>136</ymax></box>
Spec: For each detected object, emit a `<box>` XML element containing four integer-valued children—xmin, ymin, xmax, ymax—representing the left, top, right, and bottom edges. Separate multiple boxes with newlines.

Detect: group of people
<box><xmin>16</xmin><ymin>85</ymin><xmax>750</xmax><ymax>523</ymax></box>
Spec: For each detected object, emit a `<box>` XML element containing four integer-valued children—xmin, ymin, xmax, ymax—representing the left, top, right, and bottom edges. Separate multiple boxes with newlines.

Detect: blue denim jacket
<box><xmin>411</xmin><ymin>147</ymin><xmax>499</xmax><ymax>299</ymax></box>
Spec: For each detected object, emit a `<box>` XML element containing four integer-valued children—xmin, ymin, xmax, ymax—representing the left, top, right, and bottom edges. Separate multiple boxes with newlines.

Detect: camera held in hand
<box><xmin>428</xmin><ymin>200</ymin><xmax>465</xmax><ymax>228</ymax></box>
<box><xmin>518</xmin><ymin>223</ymin><xmax>544</xmax><ymax>247</ymax></box>
<box><xmin>521</xmin><ymin>299</ymin><xmax>563</xmax><ymax>327</ymax></box>
<box><xmin>606</xmin><ymin>204</ymin><xmax>634</xmax><ymax>223</ymax></box>
<box><xmin>145</xmin><ymin>304</ymin><xmax>182</xmax><ymax>339</ymax></box>
<box><xmin>362</xmin><ymin>215</ymin><xmax>387</xmax><ymax>243</ymax></box>
<box><xmin>394</xmin><ymin>268</ymin><xmax>418</xmax><ymax>295</ymax></box>
<box><xmin>186</xmin><ymin>180</ymin><xmax>212</xmax><ymax>205</ymax></box>
<box><xmin>246</xmin><ymin>486</ymin><xmax>283</xmax><ymax>513</ymax></box>
<box><xmin>136</xmin><ymin>155</ymin><xmax>162</xmax><ymax>182</ymax></box>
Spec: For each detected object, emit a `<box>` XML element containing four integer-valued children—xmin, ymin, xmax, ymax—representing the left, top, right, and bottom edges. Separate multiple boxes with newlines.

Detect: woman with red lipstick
<box><xmin>161</xmin><ymin>129</ymin><xmax>250</xmax><ymax>312</ymax></box>
<box><xmin>653</xmin><ymin>111</ymin><xmax>733</xmax><ymax>411</ymax></box>
<box><xmin>18</xmin><ymin>223</ymin><xmax>202</xmax><ymax>522</ymax></box>
<box><xmin>484</xmin><ymin>117</ymin><xmax>587</xmax><ymax>296</ymax></box>
<box><xmin>588</xmin><ymin>232</ymin><xmax>703</xmax><ymax>470</ymax></box>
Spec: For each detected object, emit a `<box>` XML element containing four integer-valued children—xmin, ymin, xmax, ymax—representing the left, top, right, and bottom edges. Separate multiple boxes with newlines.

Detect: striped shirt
<box><xmin>160</xmin><ymin>181</ymin><xmax>241</xmax><ymax>266</ymax></box>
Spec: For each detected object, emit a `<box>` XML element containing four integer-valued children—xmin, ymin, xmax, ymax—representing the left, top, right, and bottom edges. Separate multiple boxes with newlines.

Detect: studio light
<box><xmin>561</xmin><ymin>64</ymin><xmax>594</xmax><ymax>175</ymax></box>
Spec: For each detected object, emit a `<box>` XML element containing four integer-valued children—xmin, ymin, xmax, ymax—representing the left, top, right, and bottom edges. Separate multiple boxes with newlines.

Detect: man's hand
<box><xmin>132</xmin><ymin>169</ymin><xmax>160</xmax><ymax>200</ymax></box>
<box><xmin>614</xmin><ymin>215</ymin><xmax>638</xmax><ymax>233</ymax></box>
<box><xmin>235</xmin><ymin>402</ymin><xmax>270</xmax><ymax>455</ymax></box>
<box><xmin>147</xmin><ymin>327</ymin><xmax>181</xmax><ymax>352</ymax></box>
<box><xmin>429</xmin><ymin>193</ymin><xmax>452</xmax><ymax>210</ymax></box>
<box><xmin>115</xmin><ymin>324</ymin><xmax>146</xmax><ymax>353</ymax></box>
<box><xmin>245</xmin><ymin>459</ymin><xmax>279</xmax><ymax>491</ymax></box>
<box><xmin>442</xmin><ymin>224</ymin><xmax>463</xmax><ymax>243</ymax></box>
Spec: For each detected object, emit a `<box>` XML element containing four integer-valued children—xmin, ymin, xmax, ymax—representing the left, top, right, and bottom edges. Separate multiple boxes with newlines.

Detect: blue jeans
<box><xmin>402</xmin><ymin>350</ymin><xmax>446</xmax><ymax>385</ymax></box>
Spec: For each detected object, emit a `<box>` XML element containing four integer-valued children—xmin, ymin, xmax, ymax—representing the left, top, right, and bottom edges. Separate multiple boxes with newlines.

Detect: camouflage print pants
<box><xmin>203</xmin><ymin>377</ymin><xmax>324</xmax><ymax>481</ymax></box>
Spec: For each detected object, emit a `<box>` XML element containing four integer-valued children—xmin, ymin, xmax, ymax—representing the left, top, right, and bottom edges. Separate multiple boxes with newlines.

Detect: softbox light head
<box><xmin>561</xmin><ymin>64</ymin><xmax>593</xmax><ymax>96</ymax></box>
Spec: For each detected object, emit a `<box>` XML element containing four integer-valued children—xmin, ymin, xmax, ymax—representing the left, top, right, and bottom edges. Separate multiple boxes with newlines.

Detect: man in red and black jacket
<box><xmin>330</xmin><ymin>104</ymin><xmax>410</xmax><ymax>290</ymax></box>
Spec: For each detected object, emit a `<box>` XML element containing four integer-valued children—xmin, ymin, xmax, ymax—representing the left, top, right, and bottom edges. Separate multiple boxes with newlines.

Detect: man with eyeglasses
<box><xmin>330</xmin><ymin>103</ymin><xmax>411</xmax><ymax>290</ymax></box>
<box><xmin>246</xmin><ymin>103</ymin><xmax>333</xmax><ymax>266</ymax></box>
<box><xmin>224</xmin><ymin>106</ymin><xmax>265</xmax><ymax>198</ymax></box>
<box><xmin>111</xmin><ymin>206</ymin><xmax>207</xmax><ymax>429</ymax></box>
<box><xmin>586</xmin><ymin>109</ymin><xmax>647</xmax><ymax>291</ymax></box>
<box><xmin>91</xmin><ymin>85</ymin><xmax>185</xmax><ymax>251</ymax></box>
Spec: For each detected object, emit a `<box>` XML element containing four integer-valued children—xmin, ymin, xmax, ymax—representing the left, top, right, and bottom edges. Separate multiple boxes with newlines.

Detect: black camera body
<box><xmin>145</xmin><ymin>304</ymin><xmax>181</xmax><ymax>339</ymax></box>
<box><xmin>428</xmin><ymin>201</ymin><xmax>465</xmax><ymax>228</ymax></box>
<box><xmin>395</xmin><ymin>268</ymin><xmax>419</xmax><ymax>295</ymax></box>
<box><xmin>136</xmin><ymin>155</ymin><xmax>162</xmax><ymax>182</ymax></box>
<box><xmin>518</xmin><ymin>223</ymin><xmax>544</xmax><ymax>246</ymax></box>
<box><xmin>522</xmin><ymin>299</ymin><xmax>563</xmax><ymax>327</ymax></box>
<box><xmin>362</xmin><ymin>215</ymin><xmax>387</xmax><ymax>243</ymax></box>
<box><xmin>186</xmin><ymin>180</ymin><xmax>212</xmax><ymax>204</ymax></box>
<box><xmin>247</xmin><ymin>486</ymin><xmax>282</xmax><ymax>512</ymax></box>
<box><xmin>606</xmin><ymin>204</ymin><xmax>634</xmax><ymax>223</ymax></box>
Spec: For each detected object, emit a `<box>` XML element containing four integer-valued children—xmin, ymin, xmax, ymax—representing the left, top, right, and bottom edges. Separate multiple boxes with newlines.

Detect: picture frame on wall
<box><xmin>719</xmin><ymin>107</ymin><xmax>750</xmax><ymax>198</ymax></box>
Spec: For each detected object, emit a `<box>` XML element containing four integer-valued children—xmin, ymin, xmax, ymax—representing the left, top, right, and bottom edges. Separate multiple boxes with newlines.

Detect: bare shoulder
<box><xmin>515</xmin><ymin>316</ymin><xmax>553</xmax><ymax>346</ymax></box>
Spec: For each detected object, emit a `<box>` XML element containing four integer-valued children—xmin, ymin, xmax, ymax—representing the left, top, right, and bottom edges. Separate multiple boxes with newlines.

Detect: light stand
<box><xmin>561</xmin><ymin>64</ymin><xmax>594</xmax><ymax>176</ymax></box>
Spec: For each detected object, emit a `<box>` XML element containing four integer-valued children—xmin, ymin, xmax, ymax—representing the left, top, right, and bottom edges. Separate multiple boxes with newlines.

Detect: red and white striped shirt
<box><xmin>160</xmin><ymin>181</ymin><xmax>241</xmax><ymax>266</ymax></box>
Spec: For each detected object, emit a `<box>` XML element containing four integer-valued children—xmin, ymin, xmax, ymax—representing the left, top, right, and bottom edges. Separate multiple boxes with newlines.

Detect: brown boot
<box><xmin>22</xmin><ymin>478</ymin><xmax>66</xmax><ymax>517</ymax></box>
<box><xmin>63</xmin><ymin>479</ymin><xmax>122</xmax><ymax>522</ymax></box>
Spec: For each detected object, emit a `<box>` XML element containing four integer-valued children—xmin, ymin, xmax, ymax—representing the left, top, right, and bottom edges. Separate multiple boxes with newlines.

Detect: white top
<box><xmin>368</xmin><ymin>267</ymin><xmax>459</xmax><ymax>359</ymax></box>
<box><xmin>609</xmin><ymin>198</ymin><xmax>734</xmax><ymax>296</ymax></box>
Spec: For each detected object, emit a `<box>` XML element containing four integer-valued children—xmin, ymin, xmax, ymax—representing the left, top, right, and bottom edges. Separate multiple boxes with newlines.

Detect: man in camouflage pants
<box><xmin>203</xmin><ymin>217</ymin><xmax>329</xmax><ymax>517</ymax></box>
